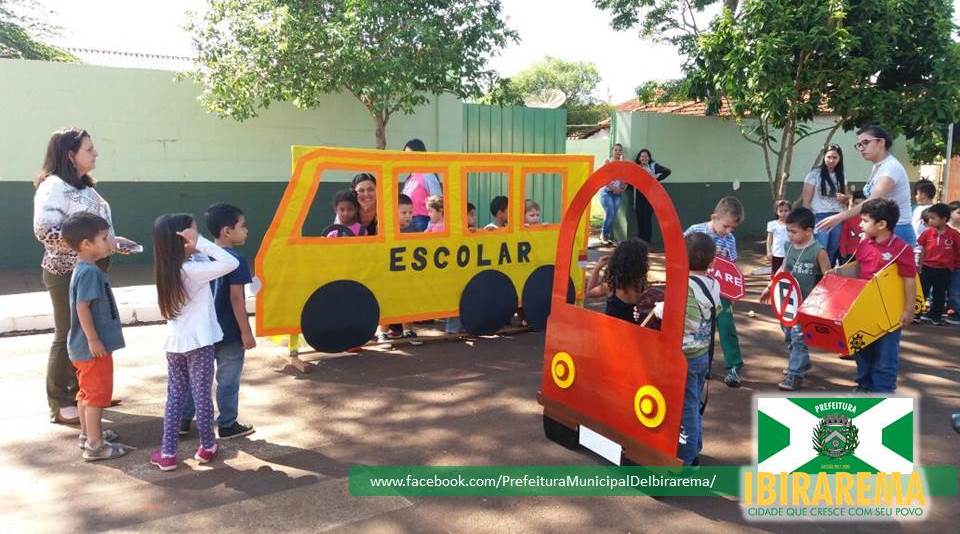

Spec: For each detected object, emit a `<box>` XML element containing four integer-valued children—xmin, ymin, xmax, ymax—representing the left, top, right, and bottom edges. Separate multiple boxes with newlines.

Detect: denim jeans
<box><xmin>182</xmin><ymin>340</ymin><xmax>246</xmax><ymax>428</ymax></box>
<box><xmin>854</xmin><ymin>330</ymin><xmax>900</xmax><ymax>393</ymax></box>
<box><xmin>949</xmin><ymin>269</ymin><xmax>960</xmax><ymax>312</ymax></box>
<box><xmin>893</xmin><ymin>224</ymin><xmax>917</xmax><ymax>246</ymax></box>
<box><xmin>678</xmin><ymin>352</ymin><xmax>709</xmax><ymax>465</ymax></box>
<box><xmin>408</xmin><ymin>215</ymin><xmax>429</xmax><ymax>232</ymax></box>
<box><xmin>445</xmin><ymin>317</ymin><xmax>463</xmax><ymax>333</ymax></box>
<box><xmin>783</xmin><ymin>325</ymin><xmax>810</xmax><ymax>378</ymax></box>
<box><xmin>598</xmin><ymin>189</ymin><xmax>621</xmax><ymax>240</ymax></box>
<box><xmin>813</xmin><ymin>212</ymin><xmax>842</xmax><ymax>265</ymax></box>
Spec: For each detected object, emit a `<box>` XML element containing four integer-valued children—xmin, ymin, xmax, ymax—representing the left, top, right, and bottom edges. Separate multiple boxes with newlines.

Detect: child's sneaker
<box><xmin>723</xmin><ymin>369</ymin><xmax>742</xmax><ymax>388</ymax></box>
<box><xmin>179</xmin><ymin>419</ymin><xmax>192</xmax><ymax>436</ymax></box>
<box><xmin>402</xmin><ymin>330</ymin><xmax>423</xmax><ymax>345</ymax></box>
<box><xmin>781</xmin><ymin>363</ymin><xmax>812</xmax><ymax>376</ymax></box>
<box><xmin>778</xmin><ymin>374</ymin><xmax>802</xmax><ymax>391</ymax></box>
<box><xmin>150</xmin><ymin>450</ymin><xmax>177</xmax><ymax>471</ymax></box>
<box><xmin>78</xmin><ymin>429</ymin><xmax>119</xmax><ymax>449</ymax></box>
<box><xmin>918</xmin><ymin>315</ymin><xmax>942</xmax><ymax>326</ymax></box>
<box><xmin>218</xmin><ymin>422</ymin><xmax>255</xmax><ymax>440</ymax></box>
<box><xmin>194</xmin><ymin>442</ymin><xmax>219</xmax><ymax>464</ymax></box>
<box><xmin>82</xmin><ymin>442</ymin><xmax>128</xmax><ymax>462</ymax></box>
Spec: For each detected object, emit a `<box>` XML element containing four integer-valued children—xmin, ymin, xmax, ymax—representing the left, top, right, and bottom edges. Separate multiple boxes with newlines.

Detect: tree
<box><xmin>594</xmin><ymin>0</ymin><xmax>737</xmax><ymax>56</ymax></box>
<box><xmin>480</xmin><ymin>56</ymin><xmax>612</xmax><ymax>125</ymax></box>
<box><xmin>187</xmin><ymin>0</ymin><xmax>517</xmax><ymax>149</ymax></box>
<box><xmin>690</xmin><ymin>0</ymin><xmax>960</xmax><ymax>199</ymax></box>
<box><xmin>0</xmin><ymin>0</ymin><xmax>74</xmax><ymax>61</ymax></box>
<box><xmin>600</xmin><ymin>0</ymin><xmax>960</xmax><ymax>200</ymax></box>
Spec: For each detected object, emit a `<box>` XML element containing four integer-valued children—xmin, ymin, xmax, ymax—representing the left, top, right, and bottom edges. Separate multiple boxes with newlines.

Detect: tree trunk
<box><xmin>771</xmin><ymin>120</ymin><xmax>795</xmax><ymax>201</ymax></box>
<box><xmin>374</xmin><ymin>113</ymin><xmax>388</xmax><ymax>149</ymax></box>
<box><xmin>724</xmin><ymin>0</ymin><xmax>739</xmax><ymax>12</ymax></box>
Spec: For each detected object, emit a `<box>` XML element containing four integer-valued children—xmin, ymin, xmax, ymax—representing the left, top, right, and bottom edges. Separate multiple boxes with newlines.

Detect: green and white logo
<box><xmin>756</xmin><ymin>396</ymin><xmax>914</xmax><ymax>474</ymax></box>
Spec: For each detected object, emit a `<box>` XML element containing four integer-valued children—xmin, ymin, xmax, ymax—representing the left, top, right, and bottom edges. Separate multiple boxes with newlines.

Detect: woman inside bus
<box><xmin>352</xmin><ymin>172</ymin><xmax>378</xmax><ymax>235</ymax></box>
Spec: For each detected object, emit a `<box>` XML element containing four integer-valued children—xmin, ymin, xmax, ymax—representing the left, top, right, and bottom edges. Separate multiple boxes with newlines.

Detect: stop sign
<box><xmin>707</xmin><ymin>256</ymin><xmax>745</xmax><ymax>300</ymax></box>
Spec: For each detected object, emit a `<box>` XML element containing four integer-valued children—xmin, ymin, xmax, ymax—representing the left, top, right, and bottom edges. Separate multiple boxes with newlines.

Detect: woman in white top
<box><xmin>599</xmin><ymin>143</ymin><xmax>626</xmax><ymax>245</ymax></box>
<box><xmin>801</xmin><ymin>144</ymin><xmax>848</xmax><ymax>264</ymax></box>
<box><xmin>816</xmin><ymin>125</ymin><xmax>916</xmax><ymax>245</ymax></box>
<box><xmin>150</xmin><ymin>214</ymin><xmax>239</xmax><ymax>471</ymax></box>
<box><xmin>32</xmin><ymin>127</ymin><xmax>139</xmax><ymax>425</ymax></box>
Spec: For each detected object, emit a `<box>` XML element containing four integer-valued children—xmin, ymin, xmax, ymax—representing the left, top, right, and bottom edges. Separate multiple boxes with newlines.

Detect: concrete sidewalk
<box><xmin>0</xmin><ymin>260</ymin><xmax>255</xmax><ymax>335</ymax></box>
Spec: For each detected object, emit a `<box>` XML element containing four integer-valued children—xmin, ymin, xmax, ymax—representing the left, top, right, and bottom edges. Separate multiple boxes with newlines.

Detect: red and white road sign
<box><xmin>770</xmin><ymin>271</ymin><xmax>803</xmax><ymax>326</ymax></box>
<box><xmin>707</xmin><ymin>256</ymin><xmax>745</xmax><ymax>300</ymax></box>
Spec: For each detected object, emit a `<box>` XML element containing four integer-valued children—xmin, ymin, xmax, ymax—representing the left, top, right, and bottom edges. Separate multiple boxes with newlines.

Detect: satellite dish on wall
<box><xmin>524</xmin><ymin>88</ymin><xmax>567</xmax><ymax>109</ymax></box>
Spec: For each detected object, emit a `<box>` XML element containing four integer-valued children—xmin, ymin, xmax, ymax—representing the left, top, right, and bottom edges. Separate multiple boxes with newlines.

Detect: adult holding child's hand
<box><xmin>33</xmin><ymin>127</ymin><xmax>139</xmax><ymax>425</ymax></box>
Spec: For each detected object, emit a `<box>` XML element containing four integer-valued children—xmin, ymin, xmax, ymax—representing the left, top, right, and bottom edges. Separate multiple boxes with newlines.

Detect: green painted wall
<box><xmin>0</xmin><ymin>59</ymin><xmax>463</xmax><ymax>268</ymax></box>
<box><xmin>461</xmin><ymin>104</ymin><xmax>567</xmax><ymax>226</ymax></box>
<box><xmin>604</xmin><ymin>111</ymin><xmax>920</xmax><ymax>243</ymax></box>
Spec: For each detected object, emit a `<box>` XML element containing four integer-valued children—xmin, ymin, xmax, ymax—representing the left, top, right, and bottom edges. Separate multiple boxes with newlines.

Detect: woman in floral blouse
<box><xmin>33</xmin><ymin>127</ymin><xmax>138</xmax><ymax>425</ymax></box>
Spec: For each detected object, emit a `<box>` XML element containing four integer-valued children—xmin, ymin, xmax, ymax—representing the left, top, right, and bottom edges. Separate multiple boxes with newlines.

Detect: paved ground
<box><xmin>2</xmin><ymin>252</ymin><xmax>959</xmax><ymax>532</ymax></box>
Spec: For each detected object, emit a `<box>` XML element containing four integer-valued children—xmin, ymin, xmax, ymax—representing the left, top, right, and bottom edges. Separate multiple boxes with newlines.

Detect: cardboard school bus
<box><xmin>538</xmin><ymin>161</ymin><xmax>690</xmax><ymax>466</ymax></box>
<box><xmin>255</xmin><ymin>146</ymin><xmax>593</xmax><ymax>353</ymax></box>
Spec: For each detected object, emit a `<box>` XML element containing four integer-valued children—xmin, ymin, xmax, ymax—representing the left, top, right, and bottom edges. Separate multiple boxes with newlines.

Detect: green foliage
<box><xmin>594</xmin><ymin>0</ymin><xmax>733</xmax><ymax>57</ymax></box>
<box><xmin>187</xmin><ymin>0</ymin><xmax>517</xmax><ymax>148</ymax></box>
<box><xmin>567</xmin><ymin>102</ymin><xmax>614</xmax><ymax>126</ymax></box>
<box><xmin>635</xmin><ymin>79</ymin><xmax>691</xmax><ymax>105</ymax></box>
<box><xmin>480</xmin><ymin>56</ymin><xmax>608</xmax><ymax>125</ymax></box>
<box><xmin>509</xmin><ymin>56</ymin><xmax>602</xmax><ymax>108</ymax></box>
<box><xmin>476</xmin><ymin>75</ymin><xmax>525</xmax><ymax>107</ymax></box>
<box><xmin>602</xmin><ymin>0</ymin><xmax>960</xmax><ymax>201</ymax></box>
<box><xmin>0</xmin><ymin>0</ymin><xmax>75</xmax><ymax>61</ymax></box>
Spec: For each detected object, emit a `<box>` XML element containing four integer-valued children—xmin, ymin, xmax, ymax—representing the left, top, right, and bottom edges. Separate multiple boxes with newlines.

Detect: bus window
<box><xmin>301</xmin><ymin>169</ymin><xmax>378</xmax><ymax>238</ymax></box>
<box><xmin>467</xmin><ymin>171</ymin><xmax>510</xmax><ymax>231</ymax></box>
<box><xmin>398</xmin><ymin>170</ymin><xmax>446</xmax><ymax>234</ymax></box>
<box><xmin>524</xmin><ymin>172</ymin><xmax>563</xmax><ymax>225</ymax></box>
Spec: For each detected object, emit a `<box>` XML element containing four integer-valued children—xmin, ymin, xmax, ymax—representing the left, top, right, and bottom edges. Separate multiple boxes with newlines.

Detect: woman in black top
<box><xmin>633</xmin><ymin>148</ymin><xmax>672</xmax><ymax>243</ymax></box>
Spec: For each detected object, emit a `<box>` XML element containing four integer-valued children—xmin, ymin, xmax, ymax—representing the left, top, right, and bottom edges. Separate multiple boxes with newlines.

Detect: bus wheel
<box><xmin>459</xmin><ymin>270</ymin><xmax>517</xmax><ymax>336</ymax></box>
<box><xmin>300</xmin><ymin>280</ymin><xmax>379</xmax><ymax>353</ymax></box>
<box><xmin>521</xmin><ymin>265</ymin><xmax>575</xmax><ymax>331</ymax></box>
<box><xmin>543</xmin><ymin>414</ymin><xmax>579</xmax><ymax>449</ymax></box>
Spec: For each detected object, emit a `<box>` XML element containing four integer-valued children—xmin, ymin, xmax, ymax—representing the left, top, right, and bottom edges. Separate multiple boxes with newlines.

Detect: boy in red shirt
<box><xmin>916</xmin><ymin>203</ymin><xmax>960</xmax><ymax>326</ymax></box>
<box><xmin>833</xmin><ymin>198</ymin><xmax>917</xmax><ymax>393</ymax></box>
<box><xmin>837</xmin><ymin>191</ymin><xmax>866</xmax><ymax>265</ymax></box>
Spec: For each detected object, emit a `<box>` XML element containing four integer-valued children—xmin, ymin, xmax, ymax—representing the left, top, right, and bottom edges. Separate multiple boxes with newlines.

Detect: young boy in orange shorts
<box><xmin>62</xmin><ymin>212</ymin><xmax>128</xmax><ymax>461</ymax></box>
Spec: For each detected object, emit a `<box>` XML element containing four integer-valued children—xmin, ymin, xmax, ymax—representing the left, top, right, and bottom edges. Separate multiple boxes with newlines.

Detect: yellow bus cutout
<box><xmin>256</xmin><ymin>146</ymin><xmax>593</xmax><ymax>353</ymax></box>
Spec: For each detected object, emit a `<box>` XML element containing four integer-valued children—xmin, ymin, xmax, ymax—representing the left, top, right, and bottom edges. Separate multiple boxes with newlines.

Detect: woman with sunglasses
<box><xmin>801</xmin><ymin>144</ymin><xmax>847</xmax><ymax>264</ymax></box>
<box><xmin>815</xmin><ymin>125</ymin><xmax>916</xmax><ymax>246</ymax></box>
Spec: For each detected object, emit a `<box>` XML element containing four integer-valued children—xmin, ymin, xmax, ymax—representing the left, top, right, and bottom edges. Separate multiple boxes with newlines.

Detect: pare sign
<box><xmin>707</xmin><ymin>256</ymin><xmax>744</xmax><ymax>300</ymax></box>
<box><xmin>770</xmin><ymin>271</ymin><xmax>802</xmax><ymax>327</ymax></box>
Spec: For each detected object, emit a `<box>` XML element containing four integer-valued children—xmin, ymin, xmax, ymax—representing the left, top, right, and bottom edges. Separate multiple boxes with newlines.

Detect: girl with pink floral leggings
<box><xmin>149</xmin><ymin>213</ymin><xmax>238</xmax><ymax>471</ymax></box>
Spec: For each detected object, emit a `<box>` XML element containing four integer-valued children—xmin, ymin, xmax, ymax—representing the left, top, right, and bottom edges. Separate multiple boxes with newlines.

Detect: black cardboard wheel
<box><xmin>459</xmin><ymin>270</ymin><xmax>517</xmax><ymax>336</ymax></box>
<box><xmin>521</xmin><ymin>265</ymin><xmax>576</xmax><ymax>331</ymax></box>
<box><xmin>301</xmin><ymin>280</ymin><xmax>378</xmax><ymax>353</ymax></box>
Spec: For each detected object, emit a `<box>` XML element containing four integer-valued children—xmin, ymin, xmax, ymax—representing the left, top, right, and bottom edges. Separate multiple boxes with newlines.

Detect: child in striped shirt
<box><xmin>684</xmin><ymin>196</ymin><xmax>746</xmax><ymax>387</ymax></box>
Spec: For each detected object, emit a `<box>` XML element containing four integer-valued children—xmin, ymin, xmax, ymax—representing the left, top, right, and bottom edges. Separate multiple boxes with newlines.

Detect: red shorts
<box><xmin>72</xmin><ymin>355</ymin><xmax>114</xmax><ymax>408</ymax></box>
